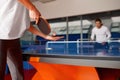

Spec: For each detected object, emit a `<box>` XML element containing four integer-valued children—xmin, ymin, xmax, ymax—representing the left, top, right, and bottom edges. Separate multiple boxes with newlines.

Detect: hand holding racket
<box><xmin>37</xmin><ymin>16</ymin><xmax>64</xmax><ymax>41</ymax></box>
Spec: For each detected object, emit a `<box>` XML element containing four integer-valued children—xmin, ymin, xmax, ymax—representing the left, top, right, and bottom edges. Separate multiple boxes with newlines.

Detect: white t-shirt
<box><xmin>0</xmin><ymin>0</ymin><xmax>30</xmax><ymax>39</ymax></box>
<box><xmin>91</xmin><ymin>26</ymin><xmax>111</xmax><ymax>43</ymax></box>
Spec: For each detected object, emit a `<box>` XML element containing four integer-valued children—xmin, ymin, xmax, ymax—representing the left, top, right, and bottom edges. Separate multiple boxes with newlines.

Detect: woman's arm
<box><xmin>18</xmin><ymin>0</ymin><xmax>40</xmax><ymax>24</ymax></box>
<box><xmin>28</xmin><ymin>24</ymin><xmax>63</xmax><ymax>41</ymax></box>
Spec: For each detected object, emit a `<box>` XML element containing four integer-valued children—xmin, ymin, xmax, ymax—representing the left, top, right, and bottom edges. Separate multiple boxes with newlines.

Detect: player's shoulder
<box><xmin>102</xmin><ymin>26</ymin><xmax>108</xmax><ymax>30</ymax></box>
<box><xmin>92</xmin><ymin>27</ymin><xmax>97</xmax><ymax>31</ymax></box>
<box><xmin>102</xmin><ymin>25</ymin><xmax>107</xmax><ymax>28</ymax></box>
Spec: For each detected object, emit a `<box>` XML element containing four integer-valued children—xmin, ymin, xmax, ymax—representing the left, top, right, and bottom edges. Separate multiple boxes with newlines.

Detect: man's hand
<box><xmin>45</xmin><ymin>35</ymin><xmax>64</xmax><ymax>41</ymax></box>
<box><xmin>102</xmin><ymin>42</ymin><xmax>106</xmax><ymax>45</ymax></box>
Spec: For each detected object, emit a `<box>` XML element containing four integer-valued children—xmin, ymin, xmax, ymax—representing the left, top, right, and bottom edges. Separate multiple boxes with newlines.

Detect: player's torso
<box><xmin>0</xmin><ymin>0</ymin><xmax>30</xmax><ymax>39</ymax></box>
<box><xmin>94</xmin><ymin>26</ymin><xmax>107</xmax><ymax>36</ymax></box>
<box><xmin>93</xmin><ymin>26</ymin><xmax>108</xmax><ymax>42</ymax></box>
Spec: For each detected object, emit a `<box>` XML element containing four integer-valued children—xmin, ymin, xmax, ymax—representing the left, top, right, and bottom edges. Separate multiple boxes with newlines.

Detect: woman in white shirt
<box><xmin>0</xmin><ymin>0</ymin><xmax>62</xmax><ymax>80</ymax></box>
<box><xmin>91</xmin><ymin>18</ymin><xmax>111</xmax><ymax>49</ymax></box>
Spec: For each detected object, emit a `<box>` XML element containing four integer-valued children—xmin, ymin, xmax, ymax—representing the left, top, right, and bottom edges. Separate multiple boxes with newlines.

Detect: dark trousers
<box><xmin>0</xmin><ymin>39</ymin><xmax>24</xmax><ymax>80</ymax></box>
<box><xmin>94</xmin><ymin>42</ymin><xmax>109</xmax><ymax>49</ymax></box>
<box><xmin>94</xmin><ymin>42</ymin><xmax>109</xmax><ymax>54</ymax></box>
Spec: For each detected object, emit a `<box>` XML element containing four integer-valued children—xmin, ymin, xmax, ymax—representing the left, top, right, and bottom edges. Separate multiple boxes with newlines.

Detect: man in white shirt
<box><xmin>0</xmin><ymin>0</ymin><xmax>62</xmax><ymax>80</ymax></box>
<box><xmin>91</xmin><ymin>18</ymin><xmax>111</xmax><ymax>49</ymax></box>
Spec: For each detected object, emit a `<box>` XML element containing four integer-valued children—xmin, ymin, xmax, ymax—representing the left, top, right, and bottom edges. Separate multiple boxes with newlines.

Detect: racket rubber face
<box><xmin>37</xmin><ymin>17</ymin><xmax>51</xmax><ymax>35</ymax></box>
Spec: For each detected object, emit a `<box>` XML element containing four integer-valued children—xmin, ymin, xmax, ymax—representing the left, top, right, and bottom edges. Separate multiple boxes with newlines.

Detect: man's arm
<box><xmin>28</xmin><ymin>24</ymin><xmax>63</xmax><ymax>41</ymax></box>
<box><xmin>91</xmin><ymin>29</ymin><xmax>95</xmax><ymax>41</ymax></box>
<box><xmin>106</xmin><ymin>28</ymin><xmax>111</xmax><ymax>40</ymax></box>
<box><xmin>18</xmin><ymin>0</ymin><xmax>41</xmax><ymax>24</ymax></box>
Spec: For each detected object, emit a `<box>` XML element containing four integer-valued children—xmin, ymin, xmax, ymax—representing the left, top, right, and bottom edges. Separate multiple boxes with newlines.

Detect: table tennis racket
<box><xmin>37</xmin><ymin>17</ymin><xmax>51</xmax><ymax>35</ymax></box>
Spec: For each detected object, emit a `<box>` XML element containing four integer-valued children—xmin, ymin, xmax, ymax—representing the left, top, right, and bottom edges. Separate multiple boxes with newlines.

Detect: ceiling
<box><xmin>31</xmin><ymin>0</ymin><xmax>56</xmax><ymax>3</ymax></box>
